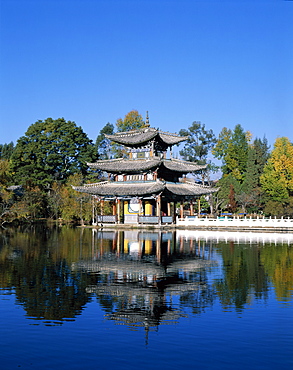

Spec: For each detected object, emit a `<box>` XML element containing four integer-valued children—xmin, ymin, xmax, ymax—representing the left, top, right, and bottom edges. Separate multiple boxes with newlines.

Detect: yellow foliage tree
<box><xmin>260</xmin><ymin>137</ymin><xmax>293</xmax><ymax>202</ymax></box>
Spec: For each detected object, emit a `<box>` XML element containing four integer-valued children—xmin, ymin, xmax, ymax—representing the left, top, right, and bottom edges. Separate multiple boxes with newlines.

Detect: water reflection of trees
<box><xmin>213</xmin><ymin>240</ymin><xmax>293</xmax><ymax>310</ymax></box>
<box><xmin>0</xmin><ymin>225</ymin><xmax>93</xmax><ymax>323</ymax></box>
<box><xmin>213</xmin><ymin>241</ymin><xmax>269</xmax><ymax>311</ymax></box>
<box><xmin>0</xmin><ymin>226</ymin><xmax>292</xmax><ymax>326</ymax></box>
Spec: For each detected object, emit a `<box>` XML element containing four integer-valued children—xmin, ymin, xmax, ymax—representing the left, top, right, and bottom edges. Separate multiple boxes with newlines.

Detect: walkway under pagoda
<box><xmin>92</xmin><ymin>194</ymin><xmax>201</xmax><ymax>226</ymax></box>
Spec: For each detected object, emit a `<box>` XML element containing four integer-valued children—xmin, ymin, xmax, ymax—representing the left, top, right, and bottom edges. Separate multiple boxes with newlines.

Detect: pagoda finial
<box><xmin>145</xmin><ymin>111</ymin><xmax>150</xmax><ymax>127</ymax></box>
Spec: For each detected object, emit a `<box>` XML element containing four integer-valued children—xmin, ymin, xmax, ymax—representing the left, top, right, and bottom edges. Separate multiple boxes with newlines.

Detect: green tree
<box><xmin>214</xmin><ymin>242</ymin><xmax>268</xmax><ymax>310</ymax></box>
<box><xmin>242</xmin><ymin>137</ymin><xmax>269</xmax><ymax>193</ymax></box>
<box><xmin>239</xmin><ymin>137</ymin><xmax>270</xmax><ymax>212</ymax></box>
<box><xmin>228</xmin><ymin>184</ymin><xmax>237</xmax><ymax>213</ymax></box>
<box><xmin>214</xmin><ymin>174</ymin><xmax>241</xmax><ymax>214</ymax></box>
<box><xmin>0</xmin><ymin>142</ymin><xmax>14</xmax><ymax>159</ymax></box>
<box><xmin>179</xmin><ymin>121</ymin><xmax>217</xmax><ymax>184</ymax></box>
<box><xmin>11</xmin><ymin>118</ymin><xmax>97</xmax><ymax>188</ymax></box>
<box><xmin>213</xmin><ymin>124</ymin><xmax>250</xmax><ymax>182</ymax></box>
<box><xmin>0</xmin><ymin>159</ymin><xmax>14</xmax><ymax>221</ymax></box>
<box><xmin>95</xmin><ymin>122</ymin><xmax>114</xmax><ymax>160</ymax></box>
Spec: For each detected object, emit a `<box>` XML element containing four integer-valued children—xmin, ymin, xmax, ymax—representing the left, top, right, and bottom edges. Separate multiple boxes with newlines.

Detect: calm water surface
<box><xmin>0</xmin><ymin>225</ymin><xmax>292</xmax><ymax>369</ymax></box>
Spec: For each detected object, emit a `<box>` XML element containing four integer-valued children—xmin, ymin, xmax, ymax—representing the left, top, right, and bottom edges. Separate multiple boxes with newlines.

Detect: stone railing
<box><xmin>176</xmin><ymin>216</ymin><xmax>293</xmax><ymax>229</ymax></box>
<box><xmin>96</xmin><ymin>215</ymin><xmax>117</xmax><ymax>223</ymax></box>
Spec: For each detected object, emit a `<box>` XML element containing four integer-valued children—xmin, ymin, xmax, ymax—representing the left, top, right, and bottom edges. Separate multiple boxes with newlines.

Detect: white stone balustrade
<box><xmin>176</xmin><ymin>216</ymin><xmax>293</xmax><ymax>229</ymax></box>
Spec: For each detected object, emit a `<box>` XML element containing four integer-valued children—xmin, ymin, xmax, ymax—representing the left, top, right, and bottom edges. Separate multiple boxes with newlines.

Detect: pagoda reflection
<box><xmin>72</xmin><ymin>230</ymin><xmax>216</xmax><ymax>333</ymax></box>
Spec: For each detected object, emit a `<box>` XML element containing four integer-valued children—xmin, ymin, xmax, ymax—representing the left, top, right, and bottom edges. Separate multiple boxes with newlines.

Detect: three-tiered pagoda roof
<box><xmin>73</xmin><ymin>124</ymin><xmax>217</xmax><ymax>206</ymax></box>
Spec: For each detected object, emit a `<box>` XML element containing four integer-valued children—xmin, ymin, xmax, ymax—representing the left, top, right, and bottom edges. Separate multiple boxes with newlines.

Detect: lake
<box><xmin>0</xmin><ymin>225</ymin><xmax>292</xmax><ymax>369</ymax></box>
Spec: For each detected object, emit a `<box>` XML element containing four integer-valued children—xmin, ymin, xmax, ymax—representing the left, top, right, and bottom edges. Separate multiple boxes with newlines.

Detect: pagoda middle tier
<box><xmin>87</xmin><ymin>157</ymin><xmax>206</xmax><ymax>182</ymax></box>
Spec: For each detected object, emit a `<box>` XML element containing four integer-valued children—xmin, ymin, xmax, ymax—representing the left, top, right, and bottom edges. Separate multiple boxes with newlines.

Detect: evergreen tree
<box><xmin>239</xmin><ymin>137</ymin><xmax>270</xmax><ymax>212</ymax></box>
<box><xmin>95</xmin><ymin>122</ymin><xmax>114</xmax><ymax>160</ymax></box>
<box><xmin>11</xmin><ymin>118</ymin><xmax>97</xmax><ymax>188</ymax></box>
<box><xmin>0</xmin><ymin>158</ymin><xmax>14</xmax><ymax>221</ymax></box>
<box><xmin>228</xmin><ymin>184</ymin><xmax>237</xmax><ymax>213</ymax></box>
<box><xmin>0</xmin><ymin>142</ymin><xmax>14</xmax><ymax>159</ymax></box>
<box><xmin>214</xmin><ymin>174</ymin><xmax>241</xmax><ymax>214</ymax></box>
<box><xmin>213</xmin><ymin>124</ymin><xmax>250</xmax><ymax>182</ymax></box>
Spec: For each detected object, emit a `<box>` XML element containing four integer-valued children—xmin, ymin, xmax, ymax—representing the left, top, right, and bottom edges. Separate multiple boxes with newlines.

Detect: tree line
<box><xmin>0</xmin><ymin>110</ymin><xmax>292</xmax><ymax>224</ymax></box>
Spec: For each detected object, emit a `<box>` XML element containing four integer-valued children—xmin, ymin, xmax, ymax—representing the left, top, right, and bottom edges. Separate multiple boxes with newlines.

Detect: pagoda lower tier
<box><xmin>73</xmin><ymin>179</ymin><xmax>218</xmax><ymax>225</ymax></box>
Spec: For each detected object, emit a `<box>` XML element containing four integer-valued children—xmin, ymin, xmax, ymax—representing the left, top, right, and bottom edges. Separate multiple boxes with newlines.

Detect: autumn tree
<box><xmin>10</xmin><ymin>183</ymin><xmax>47</xmax><ymax>220</ymax></box>
<box><xmin>260</xmin><ymin>137</ymin><xmax>293</xmax><ymax>216</ymax></box>
<box><xmin>110</xmin><ymin>110</ymin><xmax>146</xmax><ymax>158</ymax></box>
<box><xmin>46</xmin><ymin>181</ymin><xmax>63</xmax><ymax>219</ymax></box>
<box><xmin>116</xmin><ymin>110</ymin><xmax>145</xmax><ymax>132</ymax></box>
<box><xmin>59</xmin><ymin>173</ymin><xmax>92</xmax><ymax>223</ymax></box>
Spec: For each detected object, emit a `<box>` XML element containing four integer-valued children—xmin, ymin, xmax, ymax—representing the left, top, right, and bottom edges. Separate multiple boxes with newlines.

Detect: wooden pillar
<box><xmin>117</xmin><ymin>231</ymin><xmax>121</xmax><ymax>255</ymax></box>
<box><xmin>180</xmin><ymin>201</ymin><xmax>184</xmax><ymax>218</ymax></box>
<box><xmin>190</xmin><ymin>200</ymin><xmax>194</xmax><ymax>216</ymax></box>
<box><xmin>167</xmin><ymin>202</ymin><xmax>171</xmax><ymax>217</ymax></box>
<box><xmin>198</xmin><ymin>198</ymin><xmax>201</xmax><ymax>217</ymax></box>
<box><xmin>173</xmin><ymin>201</ymin><xmax>177</xmax><ymax>221</ymax></box>
<box><xmin>92</xmin><ymin>196</ymin><xmax>96</xmax><ymax>225</ymax></box>
<box><xmin>117</xmin><ymin>199</ymin><xmax>121</xmax><ymax>224</ymax></box>
<box><xmin>156</xmin><ymin>195</ymin><xmax>161</xmax><ymax>217</ymax></box>
<box><xmin>101</xmin><ymin>199</ymin><xmax>104</xmax><ymax>216</ymax></box>
<box><xmin>113</xmin><ymin>199</ymin><xmax>117</xmax><ymax>216</ymax></box>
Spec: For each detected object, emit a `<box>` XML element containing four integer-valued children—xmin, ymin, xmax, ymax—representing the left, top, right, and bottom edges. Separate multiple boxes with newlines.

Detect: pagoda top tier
<box><xmin>105</xmin><ymin>127</ymin><xmax>188</xmax><ymax>148</ymax></box>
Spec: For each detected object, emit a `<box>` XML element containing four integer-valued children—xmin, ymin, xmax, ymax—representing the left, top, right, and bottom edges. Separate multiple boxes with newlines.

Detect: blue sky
<box><xmin>0</xmin><ymin>0</ymin><xmax>292</xmax><ymax>153</ymax></box>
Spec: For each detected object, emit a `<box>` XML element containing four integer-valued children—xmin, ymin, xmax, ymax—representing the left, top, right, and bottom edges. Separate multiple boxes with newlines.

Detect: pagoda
<box><xmin>73</xmin><ymin>116</ymin><xmax>217</xmax><ymax>225</ymax></box>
